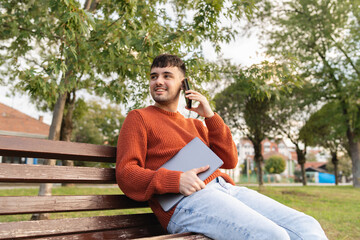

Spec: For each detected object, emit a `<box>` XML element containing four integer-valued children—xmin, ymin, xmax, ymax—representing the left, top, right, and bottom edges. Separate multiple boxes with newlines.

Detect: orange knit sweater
<box><xmin>116</xmin><ymin>106</ymin><xmax>238</xmax><ymax>230</ymax></box>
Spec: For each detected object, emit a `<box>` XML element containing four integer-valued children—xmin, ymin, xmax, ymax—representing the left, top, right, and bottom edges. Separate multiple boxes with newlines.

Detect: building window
<box><xmin>2</xmin><ymin>156</ymin><xmax>24</xmax><ymax>164</ymax></box>
<box><xmin>264</xmin><ymin>142</ymin><xmax>270</xmax><ymax>152</ymax></box>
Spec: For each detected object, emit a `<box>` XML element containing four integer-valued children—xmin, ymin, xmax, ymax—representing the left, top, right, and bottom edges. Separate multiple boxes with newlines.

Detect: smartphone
<box><xmin>183</xmin><ymin>78</ymin><xmax>192</xmax><ymax>109</ymax></box>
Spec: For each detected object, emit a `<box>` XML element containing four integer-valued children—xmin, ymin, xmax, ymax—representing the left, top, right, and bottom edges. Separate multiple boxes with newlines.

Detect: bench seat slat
<box><xmin>0</xmin><ymin>195</ymin><xmax>148</xmax><ymax>215</ymax></box>
<box><xmin>0</xmin><ymin>163</ymin><xmax>116</xmax><ymax>183</ymax></box>
<box><xmin>34</xmin><ymin>225</ymin><xmax>166</xmax><ymax>239</ymax></box>
<box><xmin>0</xmin><ymin>135</ymin><xmax>116</xmax><ymax>162</ymax></box>
<box><xmin>0</xmin><ymin>214</ymin><xmax>160</xmax><ymax>239</ymax></box>
<box><xmin>137</xmin><ymin>233</ymin><xmax>211</xmax><ymax>239</ymax></box>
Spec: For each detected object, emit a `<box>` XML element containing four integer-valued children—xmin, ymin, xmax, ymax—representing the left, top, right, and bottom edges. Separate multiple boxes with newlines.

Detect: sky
<box><xmin>0</xmin><ymin>31</ymin><xmax>266</xmax><ymax>126</ymax></box>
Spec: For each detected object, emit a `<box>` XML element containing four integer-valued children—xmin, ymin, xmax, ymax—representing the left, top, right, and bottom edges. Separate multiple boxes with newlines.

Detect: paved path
<box><xmin>0</xmin><ymin>182</ymin><xmax>352</xmax><ymax>189</ymax></box>
<box><xmin>0</xmin><ymin>183</ymin><xmax>119</xmax><ymax>189</ymax></box>
<box><xmin>239</xmin><ymin>182</ymin><xmax>352</xmax><ymax>187</ymax></box>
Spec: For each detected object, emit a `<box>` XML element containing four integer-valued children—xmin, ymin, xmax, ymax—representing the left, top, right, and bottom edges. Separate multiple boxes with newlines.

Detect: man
<box><xmin>116</xmin><ymin>54</ymin><xmax>328</xmax><ymax>240</ymax></box>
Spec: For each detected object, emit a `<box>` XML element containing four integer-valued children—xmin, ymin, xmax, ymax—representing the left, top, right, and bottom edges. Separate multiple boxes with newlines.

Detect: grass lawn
<box><xmin>0</xmin><ymin>185</ymin><xmax>359</xmax><ymax>240</ymax></box>
<box><xmin>251</xmin><ymin>185</ymin><xmax>360</xmax><ymax>240</ymax></box>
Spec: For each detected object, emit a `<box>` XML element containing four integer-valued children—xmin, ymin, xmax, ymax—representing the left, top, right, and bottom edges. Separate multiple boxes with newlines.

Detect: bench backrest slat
<box><xmin>0</xmin><ymin>214</ymin><xmax>162</xmax><ymax>239</ymax></box>
<box><xmin>0</xmin><ymin>195</ymin><xmax>148</xmax><ymax>215</ymax></box>
<box><xmin>0</xmin><ymin>163</ymin><xmax>115</xmax><ymax>183</ymax></box>
<box><xmin>0</xmin><ymin>135</ymin><xmax>116</xmax><ymax>162</ymax></box>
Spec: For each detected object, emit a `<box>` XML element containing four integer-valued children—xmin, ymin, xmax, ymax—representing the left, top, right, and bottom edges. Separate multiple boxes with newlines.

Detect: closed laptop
<box><xmin>155</xmin><ymin>137</ymin><xmax>224</xmax><ymax>212</ymax></box>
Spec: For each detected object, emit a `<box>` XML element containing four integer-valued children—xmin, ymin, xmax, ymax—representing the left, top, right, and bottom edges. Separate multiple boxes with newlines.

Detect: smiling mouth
<box><xmin>155</xmin><ymin>87</ymin><xmax>167</xmax><ymax>93</ymax></box>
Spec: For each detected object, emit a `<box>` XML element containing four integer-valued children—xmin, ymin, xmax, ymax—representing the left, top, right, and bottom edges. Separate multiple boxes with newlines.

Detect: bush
<box><xmin>265</xmin><ymin>155</ymin><xmax>286</xmax><ymax>174</ymax></box>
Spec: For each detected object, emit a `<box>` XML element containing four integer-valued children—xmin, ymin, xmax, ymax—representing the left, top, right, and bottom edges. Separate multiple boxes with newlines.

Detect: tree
<box><xmin>326</xmin><ymin>154</ymin><xmax>352</xmax><ymax>182</ymax></box>
<box><xmin>252</xmin><ymin>0</ymin><xmax>360</xmax><ymax>187</ymax></box>
<box><xmin>265</xmin><ymin>155</ymin><xmax>286</xmax><ymax>174</ymax></box>
<box><xmin>270</xmin><ymin>81</ymin><xmax>318</xmax><ymax>186</ymax></box>
<box><xmin>72</xmin><ymin>99</ymin><xmax>125</xmax><ymax>147</ymax></box>
<box><xmin>1</xmin><ymin>0</ymin><xmax>255</xmax><ymax>109</ymax></box>
<box><xmin>214</xmin><ymin>61</ymin><xmax>297</xmax><ymax>186</ymax></box>
<box><xmin>71</xmin><ymin>99</ymin><xmax>125</xmax><ymax>167</ymax></box>
<box><xmin>1</xmin><ymin>0</ymin><xmax>256</xmax><ymax>141</ymax></box>
<box><xmin>301</xmin><ymin>101</ymin><xmax>348</xmax><ymax>185</ymax></box>
<box><xmin>305</xmin><ymin>152</ymin><xmax>318</xmax><ymax>162</ymax></box>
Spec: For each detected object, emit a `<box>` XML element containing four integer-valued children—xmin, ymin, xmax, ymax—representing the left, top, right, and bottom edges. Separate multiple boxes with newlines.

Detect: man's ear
<box><xmin>180</xmin><ymin>79</ymin><xmax>185</xmax><ymax>90</ymax></box>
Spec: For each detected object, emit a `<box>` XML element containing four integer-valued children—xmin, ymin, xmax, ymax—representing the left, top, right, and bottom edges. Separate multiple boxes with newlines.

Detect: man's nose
<box><xmin>155</xmin><ymin>75</ymin><xmax>165</xmax><ymax>85</ymax></box>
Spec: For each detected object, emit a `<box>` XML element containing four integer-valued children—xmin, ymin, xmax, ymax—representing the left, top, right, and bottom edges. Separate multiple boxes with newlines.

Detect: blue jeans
<box><xmin>167</xmin><ymin>177</ymin><xmax>328</xmax><ymax>240</ymax></box>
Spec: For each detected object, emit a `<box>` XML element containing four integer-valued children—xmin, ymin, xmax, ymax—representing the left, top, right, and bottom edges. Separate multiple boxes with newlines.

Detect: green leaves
<box><xmin>214</xmin><ymin>60</ymin><xmax>297</xmax><ymax>140</ymax></box>
<box><xmin>249</xmin><ymin>0</ymin><xmax>359</xmax><ymax>159</ymax></box>
<box><xmin>1</xmin><ymin>0</ymin><xmax>257</xmax><ymax>113</ymax></box>
<box><xmin>226</xmin><ymin>60</ymin><xmax>301</xmax><ymax>100</ymax></box>
<box><xmin>300</xmin><ymin>101</ymin><xmax>348</xmax><ymax>152</ymax></box>
<box><xmin>72</xmin><ymin>100</ymin><xmax>125</xmax><ymax>147</ymax></box>
<box><xmin>265</xmin><ymin>155</ymin><xmax>286</xmax><ymax>174</ymax></box>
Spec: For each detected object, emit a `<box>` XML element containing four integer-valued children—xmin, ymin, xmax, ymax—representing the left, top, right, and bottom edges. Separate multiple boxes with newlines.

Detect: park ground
<box><xmin>0</xmin><ymin>184</ymin><xmax>359</xmax><ymax>240</ymax></box>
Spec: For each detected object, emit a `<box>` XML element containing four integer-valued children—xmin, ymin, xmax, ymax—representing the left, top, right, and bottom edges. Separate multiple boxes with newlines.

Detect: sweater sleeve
<box><xmin>115</xmin><ymin>111</ymin><xmax>182</xmax><ymax>202</ymax></box>
<box><xmin>204</xmin><ymin>113</ymin><xmax>238</xmax><ymax>169</ymax></box>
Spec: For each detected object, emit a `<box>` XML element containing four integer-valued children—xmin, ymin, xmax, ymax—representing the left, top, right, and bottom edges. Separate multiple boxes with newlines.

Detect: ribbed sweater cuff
<box><xmin>158</xmin><ymin>168</ymin><xmax>182</xmax><ymax>193</ymax></box>
<box><xmin>204</xmin><ymin>113</ymin><xmax>224</xmax><ymax>130</ymax></box>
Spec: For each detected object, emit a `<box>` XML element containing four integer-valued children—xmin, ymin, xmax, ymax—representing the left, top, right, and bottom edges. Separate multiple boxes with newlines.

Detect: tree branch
<box><xmin>329</xmin><ymin>35</ymin><xmax>360</xmax><ymax>78</ymax></box>
<box><xmin>2</xmin><ymin>24</ymin><xmax>62</xmax><ymax>40</ymax></box>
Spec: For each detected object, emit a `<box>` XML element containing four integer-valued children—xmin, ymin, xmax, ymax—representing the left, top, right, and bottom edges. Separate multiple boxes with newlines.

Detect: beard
<box><xmin>150</xmin><ymin>86</ymin><xmax>181</xmax><ymax>105</ymax></box>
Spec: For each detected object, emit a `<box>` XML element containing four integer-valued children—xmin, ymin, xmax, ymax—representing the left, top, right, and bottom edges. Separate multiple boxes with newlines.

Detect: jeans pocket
<box><xmin>217</xmin><ymin>177</ymin><xmax>231</xmax><ymax>190</ymax></box>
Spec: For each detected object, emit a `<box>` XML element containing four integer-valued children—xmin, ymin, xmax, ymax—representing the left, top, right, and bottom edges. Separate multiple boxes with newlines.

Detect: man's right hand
<box><xmin>179</xmin><ymin>165</ymin><xmax>209</xmax><ymax>196</ymax></box>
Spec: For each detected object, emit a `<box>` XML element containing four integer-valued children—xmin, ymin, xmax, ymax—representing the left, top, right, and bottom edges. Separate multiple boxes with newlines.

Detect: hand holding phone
<box><xmin>183</xmin><ymin>78</ymin><xmax>192</xmax><ymax>109</ymax></box>
<box><xmin>182</xmin><ymin>80</ymin><xmax>215</xmax><ymax>118</ymax></box>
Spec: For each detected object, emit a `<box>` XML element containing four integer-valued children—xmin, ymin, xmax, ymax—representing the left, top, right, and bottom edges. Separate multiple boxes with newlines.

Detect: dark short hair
<box><xmin>151</xmin><ymin>54</ymin><xmax>186</xmax><ymax>76</ymax></box>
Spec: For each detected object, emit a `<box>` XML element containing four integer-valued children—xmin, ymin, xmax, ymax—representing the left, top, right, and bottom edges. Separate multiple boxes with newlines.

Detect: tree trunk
<box><xmin>84</xmin><ymin>0</ymin><xmax>100</xmax><ymax>11</ymax></box>
<box><xmin>331</xmin><ymin>151</ymin><xmax>339</xmax><ymax>186</ymax></box>
<box><xmin>296</xmin><ymin>146</ymin><xmax>307</xmax><ymax>186</ymax></box>
<box><xmin>246</xmin><ymin>158</ymin><xmax>250</xmax><ymax>183</ymax></box>
<box><xmin>61</xmin><ymin>91</ymin><xmax>76</xmax><ymax>187</ymax></box>
<box><xmin>300</xmin><ymin>162</ymin><xmax>306</xmax><ymax>186</ymax></box>
<box><xmin>256</xmin><ymin>159</ymin><xmax>264</xmax><ymax>186</ymax></box>
<box><xmin>49</xmin><ymin>93</ymin><xmax>68</xmax><ymax>141</ymax></box>
<box><xmin>347</xmin><ymin>130</ymin><xmax>360</xmax><ymax>188</ymax></box>
<box><xmin>31</xmin><ymin>91</ymin><xmax>67</xmax><ymax>220</ymax></box>
<box><xmin>339</xmin><ymin>96</ymin><xmax>360</xmax><ymax>187</ymax></box>
<box><xmin>252</xmin><ymin>141</ymin><xmax>264</xmax><ymax>186</ymax></box>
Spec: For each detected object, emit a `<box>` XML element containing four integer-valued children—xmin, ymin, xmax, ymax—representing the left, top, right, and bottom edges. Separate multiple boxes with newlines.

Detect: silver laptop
<box><xmin>155</xmin><ymin>137</ymin><xmax>224</xmax><ymax>212</ymax></box>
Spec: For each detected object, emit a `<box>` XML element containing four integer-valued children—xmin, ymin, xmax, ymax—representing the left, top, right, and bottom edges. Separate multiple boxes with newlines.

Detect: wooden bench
<box><xmin>0</xmin><ymin>135</ymin><xmax>209</xmax><ymax>239</ymax></box>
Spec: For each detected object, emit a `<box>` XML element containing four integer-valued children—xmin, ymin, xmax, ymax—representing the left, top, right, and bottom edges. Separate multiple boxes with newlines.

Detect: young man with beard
<box><xmin>116</xmin><ymin>54</ymin><xmax>328</xmax><ymax>240</ymax></box>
